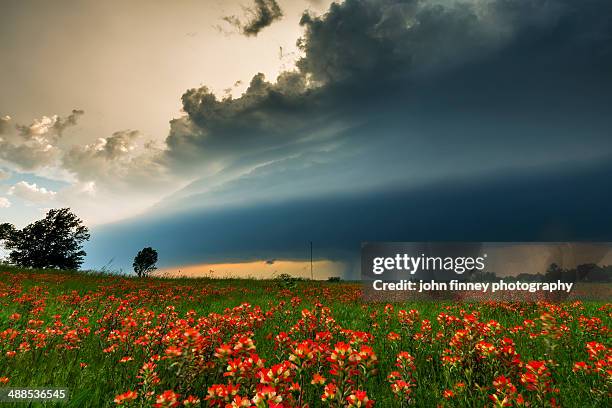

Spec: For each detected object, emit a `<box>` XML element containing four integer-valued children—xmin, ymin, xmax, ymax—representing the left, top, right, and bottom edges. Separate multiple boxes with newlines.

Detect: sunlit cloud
<box><xmin>8</xmin><ymin>181</ymin><xmax>57</xmax><ymax>203</ymax></box>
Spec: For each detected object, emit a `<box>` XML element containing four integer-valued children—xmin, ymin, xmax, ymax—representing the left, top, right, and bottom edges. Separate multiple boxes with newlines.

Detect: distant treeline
<box><xmin>466</xmin><ymin>263</ymin><xmax>612</xmax><ymax>283</ymax></box>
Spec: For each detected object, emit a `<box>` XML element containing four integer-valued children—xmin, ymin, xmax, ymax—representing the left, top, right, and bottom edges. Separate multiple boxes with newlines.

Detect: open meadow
<box><xmin>0</xmin><ymin>267</ymin><xmax>610</xmax><ymax>407</ymax></box>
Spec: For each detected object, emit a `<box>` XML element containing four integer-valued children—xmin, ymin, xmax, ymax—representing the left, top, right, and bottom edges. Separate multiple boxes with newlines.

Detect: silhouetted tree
<box><xmin>133</xmin><ymin>247</ymin><xmax>158</xmax><ymax>277</ymax></box>
<box><xmin>575</xmin><ymin>263</ymin><xmax>597</xmax><ymax>281</ymax></box>
<box><xmin>516</xmin><ymin>272</ymin><xmax>543</xmax><ymax>282</ymax></box>
<box><xmin>0</xmin><ymin>223</ymin><xmax>16</xmax><ymax>240</ymax></box>
<box><xmin>3</xmin><ymin>208</ymin><xmax>90</xmax><ymax>269</ymax></box>
<box><xmin>568</xmin><ymin>264</ymin><xmax>611</xmax><ymax>282</ymax></box>
<box><xmin>545</xmin><ymin>263</ymin><xmax>564</xmax><ymax>281</ymax></box>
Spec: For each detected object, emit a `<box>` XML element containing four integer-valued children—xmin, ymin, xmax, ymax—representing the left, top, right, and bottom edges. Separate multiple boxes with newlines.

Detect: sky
<box><xmin>1</xmin><ymin>0</ymin><xmax>612</xmax><ymax>278</ymax></box>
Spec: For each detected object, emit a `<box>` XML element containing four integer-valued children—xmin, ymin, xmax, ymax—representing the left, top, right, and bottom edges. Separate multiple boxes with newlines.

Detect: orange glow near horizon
<box><xmin>155</xmin><ymin>259</ymin><xmax>346</xmax><ymax>280</ymax></box>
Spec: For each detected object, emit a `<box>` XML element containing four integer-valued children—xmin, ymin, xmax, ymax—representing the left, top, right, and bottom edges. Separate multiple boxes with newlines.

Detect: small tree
<box><xmin>3</xmin><ymin>208</ymin><xmax>90</xmax><ymax>269</ymax></box>
<box><xmin>133</xmin><ymin>247</ymin><xmax>158</xmax><ymax>277</ymax></box>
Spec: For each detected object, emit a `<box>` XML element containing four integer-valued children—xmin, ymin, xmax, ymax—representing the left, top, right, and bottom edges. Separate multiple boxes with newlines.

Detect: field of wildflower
<box><xmin>0</xmin><ymin>267</ymin><xmax>610</xmax><ymax>407</ymax></box>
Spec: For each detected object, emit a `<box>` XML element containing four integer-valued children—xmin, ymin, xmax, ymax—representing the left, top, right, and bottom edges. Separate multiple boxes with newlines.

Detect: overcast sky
<box><xmin>1</xmin><ymin>0</ymin><xmax>611</xmax><ymax>276</ymax></box>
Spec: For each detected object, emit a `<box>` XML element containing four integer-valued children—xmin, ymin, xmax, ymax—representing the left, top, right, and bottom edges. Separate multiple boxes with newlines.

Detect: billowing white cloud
<box><xmin>0</xmin><ymin>109</ymin><xmax>83</xmax><ymax>171</ymax></box>
<box><xmin>0</xmin><ymin>111</ymin><xmax>176</xmax><ymax>225</ymax></box>
<box><xmin>8</xmin><ymin>181</ymin><xmax>57</xmax><ymax>203</ymax></box>
<box><xmin>62</xmin><ymin>130</ymin><xmax>171</xmax><ymax>191</ymax></box>
<box><xmin>16</xmin><ymin>109</ymin><xmax>84</xmax><ymax>139</ymax></box>
<box><xmin>0</xmin><ymin>111</ymin><xmax>170</xmax><ymax>198</ymax></box>
<box><xmin>17</xmin><ymin>115</ymin><xmax>59</xmax><ymax>137</ymax></box>
<box><xmin>0</xmin><ymin>137</ymin><xmax>59</xmax><ymax>171</ymax></box>
<box><xmin>0</xmin><ymin>197</ymin><xmax>10</xmax><ymax>208</ymax></box>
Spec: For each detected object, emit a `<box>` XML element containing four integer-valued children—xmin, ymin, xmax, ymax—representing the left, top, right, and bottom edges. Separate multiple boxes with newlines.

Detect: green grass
<box><xmin>0</xmin><ymin>266</ymin><xmax>610</xmax><ymax>407</ymax></box>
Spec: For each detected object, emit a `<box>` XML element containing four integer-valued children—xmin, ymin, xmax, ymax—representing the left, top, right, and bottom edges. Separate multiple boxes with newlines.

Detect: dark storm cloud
<box><xmin>88</xmin><ymin>156</ymin><xmax>612</xmax><ymax>277</ymax></box>
<box><xmin>94</xmin><ymin>0</ymin><xmax>612</xmax><ymax>271</ymax></box>
<box><xmin>167</xmin><ymin>0</ymin><xmax>612</xmax><ymax>172</ymax></box>
<box><xmin>223</xmin><ymin>0</ymin><xmax>283</xmax><ymax>37</ymax></box>
<box><xmin>165</xmin><ymin>70</ymin><xmax>332</xmax><ymax>177</ymax></box>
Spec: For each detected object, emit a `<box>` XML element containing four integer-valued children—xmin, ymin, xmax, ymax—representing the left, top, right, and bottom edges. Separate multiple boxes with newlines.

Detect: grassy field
<box><xmin>0</xmin><ymin>267</ymin><xmax>610</xmax><ymax>407</ymax></box>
